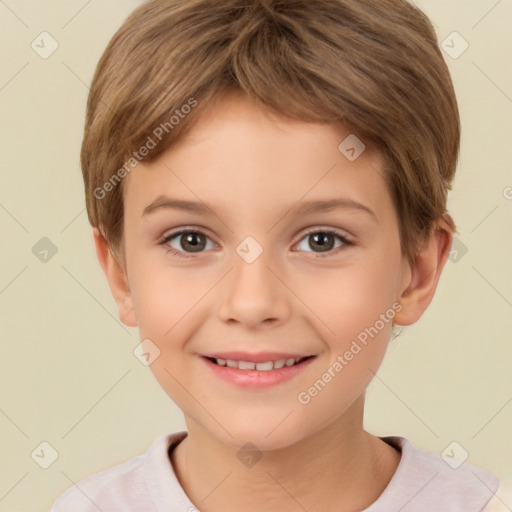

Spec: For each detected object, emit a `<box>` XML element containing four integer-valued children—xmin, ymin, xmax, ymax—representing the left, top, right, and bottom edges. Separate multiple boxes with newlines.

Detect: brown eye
<box><xmin>308</xmin><ymin>232</ymin><xmax>336</xmax><ymax>252</ymax></box>
<box><xmin>161</xmin><ymin>229</ymin><xmax>215</xmax><ymax>257</ymax></box>
<box><xmin>178</xmin><ymin>232</ymin><xmax>206</xmax><ymax>252</ymax></box>
<box><xmin>296</xmin><ymin>229</ymin><xmax>352</xmax><ymax>256</ymax></box>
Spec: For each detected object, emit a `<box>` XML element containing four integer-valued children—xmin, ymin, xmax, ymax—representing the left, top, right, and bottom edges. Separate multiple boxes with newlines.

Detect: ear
<box><xmin>93</xmin><ymin>227</ymin><xmax>137</xmax><ymax>327</ymax></box>
<box><xmin>393</xmin><ymin>218</ymin><xmax>453</xmax><ymax>326</ymax></box>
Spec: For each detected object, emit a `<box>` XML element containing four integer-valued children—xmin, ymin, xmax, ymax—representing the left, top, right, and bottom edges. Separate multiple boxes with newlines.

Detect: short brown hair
<box><xmin>81</xmin><ymin>0</ymin><xmax>459</xmax><ymax>266</ymax></box>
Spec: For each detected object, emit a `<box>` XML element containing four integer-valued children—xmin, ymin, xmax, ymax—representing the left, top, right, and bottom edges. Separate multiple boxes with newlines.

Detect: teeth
<box><xmin>256</xmin><ymin>361</ymin><xmax>274</xmax><ymax>371</ymax></box>
<box><xmin>214</xmin><ymin>357</ymin><xmax>305</xmax><ymax>370</ymax></box>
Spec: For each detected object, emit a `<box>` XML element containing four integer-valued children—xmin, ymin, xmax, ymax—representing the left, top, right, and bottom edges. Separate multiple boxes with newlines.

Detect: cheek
<box><xmin>131</xmin><ymin>270</ymin><xmax>206</xmax><ymax>340</ymax></box>
<box><xmin>308</xmin><ymin>257</ymin><xmax>401</xmax><ymax>345</ymax></box>
<box><xmin>296</xmin><ymin>263</ymin><xmax>398</xmax><ymax>422</ymax></box>
<box><xmin>126</xmin><ymin>242</ymin><xmax>203</xmax><ymax>339</ymax></box>
<box><xmin>127</xmin><ymin>261</ymin><xmax>204</xmax><ymax>406</ymax></box>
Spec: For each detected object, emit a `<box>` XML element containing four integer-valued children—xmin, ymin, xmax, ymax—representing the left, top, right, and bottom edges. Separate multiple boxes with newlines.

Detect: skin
<box><xmin>94</xmin><ymin>91</ymin><xmax>452</xmax><ymax>511</ymax></box>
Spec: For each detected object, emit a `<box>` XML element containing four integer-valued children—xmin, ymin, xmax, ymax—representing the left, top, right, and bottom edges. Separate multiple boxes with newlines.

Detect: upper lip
<box><xmin>200</xmin><ymin>351</ymin><xmax>315</xmax><ymax>363</ymax></box>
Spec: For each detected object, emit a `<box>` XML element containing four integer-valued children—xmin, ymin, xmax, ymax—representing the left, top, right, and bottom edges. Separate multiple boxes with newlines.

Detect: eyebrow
<box><xmin>142</xmin><ymin>195</ymin><xmax>378</xmax><ymax>222</ymax></box>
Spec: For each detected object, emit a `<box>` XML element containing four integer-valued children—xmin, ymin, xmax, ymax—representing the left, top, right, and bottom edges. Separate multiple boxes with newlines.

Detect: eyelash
<box><xmin>159</xmin><ymin>227</ymin><xmax>354</xmax><ymax>260</ymax></box>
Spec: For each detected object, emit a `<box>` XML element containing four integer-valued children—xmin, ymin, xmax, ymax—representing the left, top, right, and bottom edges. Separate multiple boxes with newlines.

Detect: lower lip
<box><xmin>201</xmin><ymin>356</ymin><xmax>315</xmax><ymax>389</ymax></box>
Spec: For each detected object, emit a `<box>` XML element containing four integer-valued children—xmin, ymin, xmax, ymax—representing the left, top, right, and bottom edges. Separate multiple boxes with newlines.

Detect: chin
<box><xmin>209</xmin><ymin>419</ymin><xmax>306</xmax><ymax>452</ymax></box>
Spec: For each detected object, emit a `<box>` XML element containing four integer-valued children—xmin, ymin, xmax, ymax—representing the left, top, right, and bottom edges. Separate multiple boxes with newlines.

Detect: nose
<box><xmin>217</xmin><ymin>247</ymin><xmax>292</xmax><ymax>329</ymax></box>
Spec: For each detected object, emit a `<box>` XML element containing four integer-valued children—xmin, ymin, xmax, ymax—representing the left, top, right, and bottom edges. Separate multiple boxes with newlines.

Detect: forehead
<box><xmin>124</xmin><ymin>93</ymin><xmax>392</xmax><ymax>222</ymax></box>
<box><xmin>166</xmin><ymin>91</ymin><xmax>380</xmax><ymax>162</ymax></box>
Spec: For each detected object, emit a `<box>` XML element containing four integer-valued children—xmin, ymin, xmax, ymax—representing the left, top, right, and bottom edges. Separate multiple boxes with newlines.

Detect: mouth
<box><xmin>202</xmin><ymin>355</ymin><xmax>315</xmax><ymax>371</ymax></box>
<box><xmin>200</xmin><ymin>352</ymin><xmax>317</xmax><ymax>389</ymax></box>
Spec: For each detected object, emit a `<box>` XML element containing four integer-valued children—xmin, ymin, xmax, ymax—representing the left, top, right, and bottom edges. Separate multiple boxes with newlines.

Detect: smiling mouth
<box><xmin>203</xmin><ymin>355</ymin><xmax>315</xmax><ymax>371</ymax></box>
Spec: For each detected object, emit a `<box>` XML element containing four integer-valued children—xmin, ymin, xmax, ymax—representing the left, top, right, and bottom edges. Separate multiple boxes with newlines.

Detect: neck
<box><xmin>170</xmin><ymin>396</ymin><xmax>401</xmax><ymax>512</ymax></box>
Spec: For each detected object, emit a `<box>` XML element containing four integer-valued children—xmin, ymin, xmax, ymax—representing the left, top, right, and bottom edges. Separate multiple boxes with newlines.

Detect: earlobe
<box><xmin>393</xmin><ymin>220</ymin><xmax>453</xmax><ymax>326</ymax></box>
<box><xmin>93</xmin><ymin>227</ymin><xmax>138</xmax><ymax>327</ymax></box>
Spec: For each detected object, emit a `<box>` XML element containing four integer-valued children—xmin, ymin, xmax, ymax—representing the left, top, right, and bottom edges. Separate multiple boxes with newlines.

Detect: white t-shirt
<box><xmin>49</xmin><ymin>431</ymin><xmax>501</xmax><ymax>511</ymax></box>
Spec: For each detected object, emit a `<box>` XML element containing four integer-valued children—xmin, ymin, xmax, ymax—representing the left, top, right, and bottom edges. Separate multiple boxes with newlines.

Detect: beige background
<box><xmin>1</xmin><ymin>1</ymin><xmax>511</xmax><ymax>510</ymax></box>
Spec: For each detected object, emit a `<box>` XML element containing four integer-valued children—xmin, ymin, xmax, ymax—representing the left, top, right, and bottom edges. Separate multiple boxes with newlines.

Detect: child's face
<box><xmin>117</xmin><ymin>92</ymin><xmax>413</xmax><ymax>449</ymax></box>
